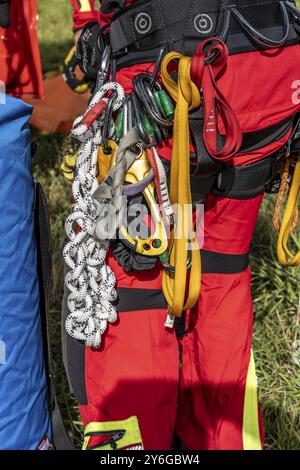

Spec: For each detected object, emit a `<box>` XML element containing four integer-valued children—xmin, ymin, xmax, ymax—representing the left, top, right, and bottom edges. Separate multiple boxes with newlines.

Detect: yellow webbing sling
<box><xmin>277</xmin><ymin>156</ymin><xmax>300</xmax><ymax>266</ymax></box>
<box><xmin>161</xmin><ymin>52</ymin><xmax>201</xmax><ymax>317</ymax></box>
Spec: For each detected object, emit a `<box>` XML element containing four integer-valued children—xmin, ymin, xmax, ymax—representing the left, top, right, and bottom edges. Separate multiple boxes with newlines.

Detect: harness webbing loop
<box><xmin>191</xmin><ymin>38</ymin><xmax>242</xmax><ymax>162</ymax></box>
<box><xmin>161</xmin><ymin>52</ymin><xmax>201</xmax><ymax>317</ymax></box>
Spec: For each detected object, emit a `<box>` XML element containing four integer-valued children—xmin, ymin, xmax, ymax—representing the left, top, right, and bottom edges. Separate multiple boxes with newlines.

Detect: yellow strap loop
<box><xmin>277</xmin><ymin>156</ymin><xmax>300</xmax><ymax>267</ymax></box>
<box><xmin>161</xmin><ymin>52</ymin><xmax>201</xmax><ymax>317</ymax></box>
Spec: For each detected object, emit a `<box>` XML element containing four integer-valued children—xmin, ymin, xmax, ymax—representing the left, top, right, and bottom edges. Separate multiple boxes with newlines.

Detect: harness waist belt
<box><xmin>110</xmin><ymin>0</ymin><xmax>299</xmax><ymax>69</ymax></box>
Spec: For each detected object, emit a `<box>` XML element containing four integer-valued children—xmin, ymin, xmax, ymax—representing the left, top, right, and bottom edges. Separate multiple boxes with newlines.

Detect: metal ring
<box><xmin>194</xmin><ymin>13</ymin><xmax>214</xmax><ymax>35</ymax></box>
<box><xmin>135</xmin><ymin>12</ymin><xmax>152</xmax><ymax>35</ymax></box>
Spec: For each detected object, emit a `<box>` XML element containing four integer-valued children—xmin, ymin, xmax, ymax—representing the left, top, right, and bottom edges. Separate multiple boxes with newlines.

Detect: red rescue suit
<box><xmin>64</xmin><ymin>0</ymin><xmax>300</xmax><ymax>450</ymax></box>
<box><xmin>70</xmin><ymin>0</ymin><xmax>98</xmax><ymax>31</ymax></box>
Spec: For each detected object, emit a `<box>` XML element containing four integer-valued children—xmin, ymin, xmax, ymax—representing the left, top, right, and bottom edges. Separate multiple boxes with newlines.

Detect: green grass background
<box><xmin>34</xmin><ymin>0</ymin><xmax>300</xmax><ymax>449</ymax></box>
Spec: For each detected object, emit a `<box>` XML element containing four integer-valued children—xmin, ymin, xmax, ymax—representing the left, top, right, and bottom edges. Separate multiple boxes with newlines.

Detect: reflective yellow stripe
<box><xmin>243</xmin><ymin>351</ymin><xmax>262</xmax><ymax>450</ymax></box>
<box><xmin>82</xmin><ymin>416</ymin><xmax>143</xmax><ymax>450</ymax></box>
<box><xmin>78</xmin><ymin>0</ymin><xmax>92</xmax><ymax>12</ymax></box>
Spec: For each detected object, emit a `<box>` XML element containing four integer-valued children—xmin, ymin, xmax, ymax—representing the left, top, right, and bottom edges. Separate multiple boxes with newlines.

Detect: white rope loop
<box><xmin>64</xmin><ymin>82</ymin><xmax>125</xmax><ymax>349</ymax></box>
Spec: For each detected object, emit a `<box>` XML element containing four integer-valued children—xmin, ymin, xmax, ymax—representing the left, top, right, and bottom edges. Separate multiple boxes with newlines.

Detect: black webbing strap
<box><xmin>239</xmin><ymin>117</ymin><xmax>293</xmax><ymax>154</ymax></box>
<box><xmin>213</xmin><ymin>146</ymin><xmax>286</xmax><ymax>199</ymax></box>
<box><xmin>189</xmin><ymin>114</ymin><xmax>292</xmax><ymax>203</ymax></box>
<box><xmin>116</xmin><ymin>287</ymin><xmax>167</xmax><ymax>311</ymax></box>
<box><xmin>35</xmin><ymin>182</ymin><xmax>74</xmax><ymax>450</ymax></box>
<box><xmin>109</xmin><ymin>0</ymin><xmax>299</xmax><ymax>69</ymax></box>
<box><xmin>189</xmin><ymin>109</ymin><xmax>222</xmax><ymax>204</ymax></box>
<box><xmin>101</xmin><ymin>0</ymin><xmax>126</xmax><ymax>14</ymax></box>
<box><xmin>201</xmin><ymin>249</ymin><xmax>249</xmax><ymax>274</ymax></box>
<box><xmin>116</xmin><ymin>250</ymin><xmax>250</xmax><ymax>313</ymax></box>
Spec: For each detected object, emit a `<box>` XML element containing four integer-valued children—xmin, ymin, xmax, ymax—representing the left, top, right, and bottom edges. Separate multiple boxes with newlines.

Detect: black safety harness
<box><xmin>109</xmin><ymin>0</ymin><xmax>300</xmax><ymax>67</ymax></box>
<box><xmin>105</xmin><ymin>0</ymin><xmax>300</xmax><ymax>202</ymax></box>
<box><xmin>190</xmin><ymin>115</ymin><xmax>300</xmax><ymax>203</ymax></box>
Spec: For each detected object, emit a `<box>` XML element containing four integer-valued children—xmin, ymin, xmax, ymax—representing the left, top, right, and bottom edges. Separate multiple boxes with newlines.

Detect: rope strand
<box><xmin>64</xmin><ymin>83</ymin><xmax>125</xmax><ymax>349</ymax></box>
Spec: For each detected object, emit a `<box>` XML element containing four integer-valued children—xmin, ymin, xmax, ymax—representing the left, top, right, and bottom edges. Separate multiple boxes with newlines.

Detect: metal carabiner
<box><xmin>137</xmin><ymin>74</ymin><xmax>172</xmax><ymax>129</ymax></box>
<box><xmin>95</xmin><ymin>45</ymin><xmax>112</xmax><ymax>91</ymax></box>
<box><xmin>144</xmin><ymin>80</ymin><xmax>172</xmax><ymax>129</ymax></box>
<box><xmin>123</xmin><ymin>95</ymin><xmax>135</xmax><ymax>136</ymax></box>
<box><xmin>117</xmin><ymin>146</ymin><xmax>169</xmax><ymax>257</ymax></box>
<box><xmin>160</xmin><ymin>249</ymin><xmax>193</xmax><ymax>275</ymax></box>
<box><xmin>110</xmin><ymin>57</ymin><xmax>117</xmax><ymax>82</ymax></box>
<box><xmin>102</xmin><ymin>91</ymin><xmax>117</xmax><ymax>153</ymax></box>
<box><xmin>132</xmin><ymin>92</ymin><xmax>152</xmax><ymax>145</ymax></box>
<box><xmin>150</xmin><ymin>44</ymin><xmax>168</xmax><ymax>87</ymax></box>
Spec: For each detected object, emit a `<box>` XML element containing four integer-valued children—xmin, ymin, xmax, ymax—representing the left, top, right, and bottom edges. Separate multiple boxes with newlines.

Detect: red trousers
<box><xmin>0</xmin><ymin>0</ymin><xmax>43</xmax><ymax>98</ymax></box>
<box><xmin>76</xmin><ymin>192</ymin><xmax>263</xmax><ymax>450</ymax></box>
<box><xmin>63</xmin><ymin>44</ymin><xmax>300</xmax><ymax>450</ymax></box>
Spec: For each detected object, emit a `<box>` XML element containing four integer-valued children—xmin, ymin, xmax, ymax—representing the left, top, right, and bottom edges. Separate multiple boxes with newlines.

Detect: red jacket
<box><xmin>70</xmin><ymin>0</ymin><xmax>98</xmax><ymax>30</ymax></box>
<box><xmin>70</xmin><ymin>0</ymin><xmax>136</xmax><ymax>30</ymax></box>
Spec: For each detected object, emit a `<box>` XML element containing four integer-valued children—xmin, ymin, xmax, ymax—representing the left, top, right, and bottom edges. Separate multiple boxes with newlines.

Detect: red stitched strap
<box><xmin>191</xmin><ymin>38</ymin><xmax>242</xmax><ymax>163</ymax></box>
<box><xmin>146</xmin><ymin>146</ymin><xmax>164</xmax><ymax>206</ymax></box>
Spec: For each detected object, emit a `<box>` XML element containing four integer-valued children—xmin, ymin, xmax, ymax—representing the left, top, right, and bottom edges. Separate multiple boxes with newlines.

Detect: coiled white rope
<box><xmin>64</xmin><ymin>82</ymin><xmax>125</xmax><ymax>349</ymax></box>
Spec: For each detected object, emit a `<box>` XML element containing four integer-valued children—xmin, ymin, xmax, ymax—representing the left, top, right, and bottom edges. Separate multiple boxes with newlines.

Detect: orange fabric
<box><xmin>23</xmin><ymin>74</ymin><xmax>90</xmax><ymax>133</ymax></box>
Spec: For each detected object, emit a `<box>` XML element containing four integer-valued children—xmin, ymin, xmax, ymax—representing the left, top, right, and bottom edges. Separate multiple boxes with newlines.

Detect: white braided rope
<box><xmin>64</xmin><ymin>82</ymin><xmax>125</xmax><ymax>349</ymax></box>
<box><xmin>126</xmin><ymin>445</ymin><xmax>144</xmax><ymax>450</ymax></box>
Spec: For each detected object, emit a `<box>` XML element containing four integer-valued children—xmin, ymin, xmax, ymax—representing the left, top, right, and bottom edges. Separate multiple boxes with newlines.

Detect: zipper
<box><xmin>87</xmin><ymin>430</ymin><xmax>126</xmax><ymax>450</ymax></box>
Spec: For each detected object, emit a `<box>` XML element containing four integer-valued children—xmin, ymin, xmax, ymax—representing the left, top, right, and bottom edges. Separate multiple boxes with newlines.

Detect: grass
<box><xmin>251</xmin><ymin>200</ymin><xmax>300</xmax><ymax>450</ymax></box>
<box><xmin>38</xmin><ymin>0</ymin><xmax>73</xmax><ymax>73</ymax></box>
<box><xmin>34</xmin><ymin>0</ymin><xmax>300</xmax><ymax>450</ymax></box>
